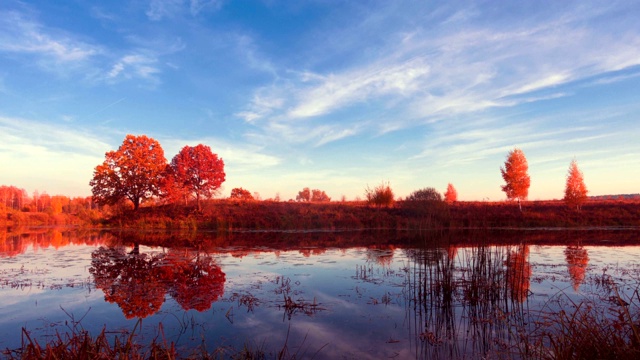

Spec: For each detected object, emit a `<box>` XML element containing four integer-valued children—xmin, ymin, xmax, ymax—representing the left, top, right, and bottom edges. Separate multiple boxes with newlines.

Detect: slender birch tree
<box><xmin>444</xmin><ymin>183</ymin><xmax>458</xmax><ymax>203</ymax></box>
<box><xmin>500</xmin><ymin>148</ymin><xmax>530</xmax><ymax>211</ymax></box>
<box><xmin>563</xmin><ymin>159</ymin><xmax>588</xmax><ymax>211</ymax></box>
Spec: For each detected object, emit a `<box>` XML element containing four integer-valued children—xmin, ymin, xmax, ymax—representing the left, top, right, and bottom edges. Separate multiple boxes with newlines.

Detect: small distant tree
<box><xmin>406</xmin><ymin>187</ymin><xmax>442</xmax><ymax>202</ymax></box>
<box><xmin>296</xmin><ymin>187</ymin><xmax>311</xmax><ymax>202</ymax></box>
<box><xmin>365</xmin><ymin>182</ymin><xmax>394</xmax><ymax>208</ymax></box>
<box><xmin>500</xmin><ymin>148</ymin><xmax>530</xmax><ymax>211</ymax></box>
<box><xmin>230</xmin><ymin>187</ymin><xmax>254</xmax><ymax>201</ymax></box>
<box><xmin>444</xmin><ymin>183</ymin><xmax>458</xmax><ymax>203</ymax></box>
<box><xmin>404</xmin><ymin>187</ymin><xmax>449</xmax><ymax>225</ymax></box>
<box><xmin>311</xmin><ymin>189</ymin><xmax>331</xmax><ymax>202</ymax></box>
<box><xmin>564</xmin><ymin>159</ymin><xmax>588</xmax><ymax>211</ymax></box>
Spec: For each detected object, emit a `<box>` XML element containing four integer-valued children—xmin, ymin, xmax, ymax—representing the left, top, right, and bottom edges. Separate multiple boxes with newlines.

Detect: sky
<box><xmin>1</xmin><ymin>0</ymin><xmax>640</xmax><ymax>202</ymax></box>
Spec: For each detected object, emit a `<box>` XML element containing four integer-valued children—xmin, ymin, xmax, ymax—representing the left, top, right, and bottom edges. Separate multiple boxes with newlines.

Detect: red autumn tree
<box><xmin>311</xmin><ymin>189</ymin><xmax>331</xmax><ymax>202</ymax></box>
<box><xmin>296</xmin><ymin>187</ymin><xmax>311</xmax><ymax>202</ymax></box>
<box><xmin>229</xmin><ymin>187</ymin><xmax>254</xmax><ymax>201</ymax></box>
<box><xmin>444</xmin><ymin>183</ymin><xmax>457</xmax><ymax>203</ymax></box>
<box><xmin>90</xmin><ymin>135</ymin><xmax>167</xmax><ymax>210</ymax></box>
<box><xmin>564</xmin><ymin>159</ymin><xmax>588</xmax><ymax>211</ymax></box>
<box><xmin>168</xmin><ymin>144</ymin><xmax>225</xmax><ymax>210</ymax></box>
<box><xmin>500</xmin><ymin>148</ymin><xmax>530</xmax><ymax>211</ymax></box>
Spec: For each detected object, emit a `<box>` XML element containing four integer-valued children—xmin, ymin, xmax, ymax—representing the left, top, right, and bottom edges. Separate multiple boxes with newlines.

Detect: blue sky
<box><xmin>1</xmin><ymin>0</ymin><xmax>640</xmax><ymax>201</ymax></box>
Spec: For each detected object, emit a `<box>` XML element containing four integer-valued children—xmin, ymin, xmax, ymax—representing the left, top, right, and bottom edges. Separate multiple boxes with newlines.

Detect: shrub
<box><xmin>365</xmin><ymin>182</ymin><xmax>394</xmax><ymax>208</ymax></box>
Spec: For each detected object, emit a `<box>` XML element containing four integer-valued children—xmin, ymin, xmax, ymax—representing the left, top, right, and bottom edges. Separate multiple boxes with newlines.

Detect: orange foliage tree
<box><xmin>296</xmin><ymin>187</ymin><xmax>311</xmax><ymax>202</ymax></box>
<box><xmin>444</xmin><ymin>183</ymin><xmax>457</xmax><ymax>203</ymax></box>
<box><xmin>167</xmin><ymin>144</ymin><xmax>225</xmax><ymax>210</ymax></box>
<box><xmin>230</xmin><ymin>187</ymin><xmax>254</xmax><ymax>201</ymax></box>
<box><xmin>564</xmin><ymin>159</ymin><xmax>588</xmax><ymax>211</ymax></box>
<box><xmin>90</xmin><ymin>135</ymin><xmax>167</xmax><ymax>210</ymax></box>
<box><xmin>311</xmin><ymin>189</ymin><xmax>331</xmax><ymax>202</ymax></box>
<box><xmin>500</xmin><ymin>148</ymin><xmax>530</xmax><ymax>211</ymax></box>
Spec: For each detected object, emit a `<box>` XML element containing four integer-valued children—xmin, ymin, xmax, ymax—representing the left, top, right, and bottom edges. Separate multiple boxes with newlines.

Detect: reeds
<box><xmin>523</xmin><ymin>284</ymin><xmax>640</xmax><ymax>360</ymax></box>
<box><xmin>3</xmin><ymin>320</ymin><xmax>178</xmax><ymax>360</ymax></box>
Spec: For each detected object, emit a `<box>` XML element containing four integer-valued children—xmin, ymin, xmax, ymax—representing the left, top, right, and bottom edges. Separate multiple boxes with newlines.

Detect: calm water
<box><xmin>1</xmin><ymin>228</ymin><xmax>639</xmax><ymax>359</ymax></box>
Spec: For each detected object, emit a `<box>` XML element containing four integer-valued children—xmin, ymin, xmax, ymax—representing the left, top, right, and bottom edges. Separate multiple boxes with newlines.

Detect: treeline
<box><xmin>0</xmin><ymin>185</ymin><xmax>100</xmax><ymax>226</ymax></box>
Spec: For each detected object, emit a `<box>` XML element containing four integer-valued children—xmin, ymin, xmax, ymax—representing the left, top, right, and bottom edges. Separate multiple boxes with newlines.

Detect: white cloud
<box><xmin>159</xmin><ymin>136</ymin><xmax>281</xmax><ymax>171</ymax></box>
<box><xmin>0</xmin><ymin>116</ymin><xmax>113</xmax><ymax>196</ymax></box>
<box><xmin>0</xmin><ymin>11</ymin><xmax>99</xmax><ymax>63</ymax></box>
<box><xmin>288</xmin><ymin>58</ymin><xmax>430</xmax><ymax>119</ymax></box>
<box><xmin>146</xmin><ymin>0</ymin><xmax>184</xmax><ymax>21</ymax></box>
<box><xmin>107</xmin><ymin>54</ymin><xmax>160</xmax><ymax>82</ymax></box>
<box><xmin>190</xmin><ymin>0</ymin><xmax>223</xmax><ymax>16</ymax></box>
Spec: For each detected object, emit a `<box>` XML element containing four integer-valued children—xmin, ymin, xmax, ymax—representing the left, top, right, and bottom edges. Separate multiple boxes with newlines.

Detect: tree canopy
<box><xmin>564</xmin><ymin>159</ymin><xmax>588</xmax><ymax>210</ymax></box>
<box><xmin>500</xmin><ymin>148</ymin><xmax>530</xmax><ymax>209</ymax></box>
<box><xmin>230</xmin><ymin>187</ymin><xmax>254</xmax><ymax>201</ymax></box>
<box><xmin>405</xmin><ymin>187</ymin><xmax>442</xmax><ymax>202</ymax></box>
<box><xmin>167</xmin><ymin>144</ymin><xmax>225</xmax><ymax>210</ymax></box>
<box><xmin>89</xmin><ymin>134</ymin><xmax>167</xmax><ymax>210</ymax></box>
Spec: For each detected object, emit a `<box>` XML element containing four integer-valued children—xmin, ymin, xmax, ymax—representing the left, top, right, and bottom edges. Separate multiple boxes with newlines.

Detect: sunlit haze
<box><xmin>1</xmin><ymin>1</ymin><xmax>639</xmax><ymax>201</ymax></box>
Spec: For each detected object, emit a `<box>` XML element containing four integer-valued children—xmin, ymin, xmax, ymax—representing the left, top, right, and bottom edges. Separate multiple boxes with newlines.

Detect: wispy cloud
<box><xmin>146</xmin><ymin>0</ymin><xmax>223</xmax><ymax>20</ymax></box>
<box><xmin>160</xmin><ymin>136</ymin><xmax>281</xmax><ymax>172</ymax></box>
<box><xmin>107</xmin><ymin>54</ymin><xmax>161</xmax><ymax>83</ymax></box>
<box><xmin>236</xmin><ymin>2</ymin><xmax>640</xmax><ymax>152</ymax></box>
<box><xmin>288</xmin><ymin>58</ymin><xmax>430</xmax><ymax>119</ymax></box>
<box><xmin>0</xmin><ymin>10</ymin><xmax>99</xmax><ymax>63</ymax></box>
<box><xmin>0</xmin><ymin>116</ymin><xmax>113</xmax><ymax>195</ymax></box>
<box><xmin>146</xmin><ymin>0</ymin><xmax>184</xmax><ymax>21</ymax></box>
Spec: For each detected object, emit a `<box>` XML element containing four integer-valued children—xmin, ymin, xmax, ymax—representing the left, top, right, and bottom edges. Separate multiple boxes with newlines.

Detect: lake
<box><xmin>1</xmin><ymin>228</ymin><xmax>639</xmax><ymax>359</ymax></box>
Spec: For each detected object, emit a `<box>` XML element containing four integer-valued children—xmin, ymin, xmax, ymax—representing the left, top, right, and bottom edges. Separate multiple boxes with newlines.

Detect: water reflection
<box><xmin>0</xmin><ymin>228</ymin><xmax>108</xmax><ymax>257</ymax></box>
<box><xmin>2</xmin><ymin>228</ymin><xmax>640</xmax><ymax>359</ymax></box>
<box><xmin>404</xmin><ymin>243</ymin><xmax>530</xmax><ymax>359</ymax></box>
<box><xmin>565</xmin><ymin>245</ymin><xmax>589</xmax><ymax>291</ymax></box>
<box><xmin>90</xmin><ymin>245</ymin><xmax>225</xmax><ymax>318</ymax></box>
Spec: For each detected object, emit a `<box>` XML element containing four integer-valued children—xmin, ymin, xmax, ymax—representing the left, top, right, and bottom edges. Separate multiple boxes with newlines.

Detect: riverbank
<box><xmin>4</xmin><ymin>199</ymin><xmax>640</xmax><ymax>231</ymax></box>
<box><xmin>103</xmin><ymin>199</ymin><xmax>640</xmax><ymax>231</ymax></box>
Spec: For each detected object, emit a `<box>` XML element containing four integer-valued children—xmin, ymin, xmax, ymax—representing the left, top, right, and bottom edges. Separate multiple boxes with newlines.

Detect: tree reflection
<box><xmin>165</xmin><ymin>251</ymin><xmax>226</xmax><ymax>311</ymax></box>
<box><xmin>90</xmin><ymin>246</ymin><xmax>225</xmax><ymax>318</ymax></box>
<box><xmin>90</xmin><ymin>247</ymin><xmax>167</xmax><ymax>319</ymax></box>
<box><xmin>505</xmin><ymin>244</ymin><xmax>531</xmax><ymax>303</ymax></box>
<box><xmin>565</xmin><ymin>245</ymin><xmax>589</xmax><ymax>291</ymax></box>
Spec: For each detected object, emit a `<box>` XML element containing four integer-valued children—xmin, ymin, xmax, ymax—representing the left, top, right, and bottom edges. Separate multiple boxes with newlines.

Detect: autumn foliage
<box><xmin>500</xmin><ymin>148</ymin><xmax>530</xmax><ymax>209</ymax></box>
<box><xmin>564</xmin><ymin>159</ymin><xmax>588</xmax><ymax>211</ymax></box>
<box><xmin>365</xmin><ymin>182</ymin><xmax>394</xmax><ymax>208</ymax></box>
<box><xmin>229</xmin><ymin>187</ymin><xmax>254</xmax><ymax>201</ymax></box>
<box><xmin>90</xmin><ymin>135</ymin><xmax>225</xmax><ymax>211</ymax></box>
<box><xmin>90</xmin><ymin>135</ymin><xmax>167</xmax><ymax>210</ymax></box>
<box><xmin>166</xmin><ymin>144</ymin><xmax>225</xmax><ymax>210</ymax></box>
<box><xmin>444</xmin><ymin>183</ymin><xmax>458</xmax><ymax>203</ymax></box>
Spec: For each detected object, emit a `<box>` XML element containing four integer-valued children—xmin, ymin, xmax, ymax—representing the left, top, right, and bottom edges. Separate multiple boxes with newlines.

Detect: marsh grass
<box><xmin>519</xmin><ymin>280</ymin><xmax>640</xmax><ymax>360</ymax></box>
<box><xmin>3</xmin><ymin>320</ymin><xmax>178</xmax><ymax>360</ymax></box>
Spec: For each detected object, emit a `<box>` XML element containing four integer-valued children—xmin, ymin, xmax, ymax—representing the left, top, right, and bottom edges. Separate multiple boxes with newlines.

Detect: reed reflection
<box><xmin>404</xmin><ymin>243</ymin><xmax>530</xmax><ymax>359</ymax></box>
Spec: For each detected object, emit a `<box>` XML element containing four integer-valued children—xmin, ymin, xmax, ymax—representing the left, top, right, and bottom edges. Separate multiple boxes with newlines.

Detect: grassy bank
<box><xmin>103</xmin><ymin>199</ymin><xmax>640</xmax><ymax>231</ymax></box>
